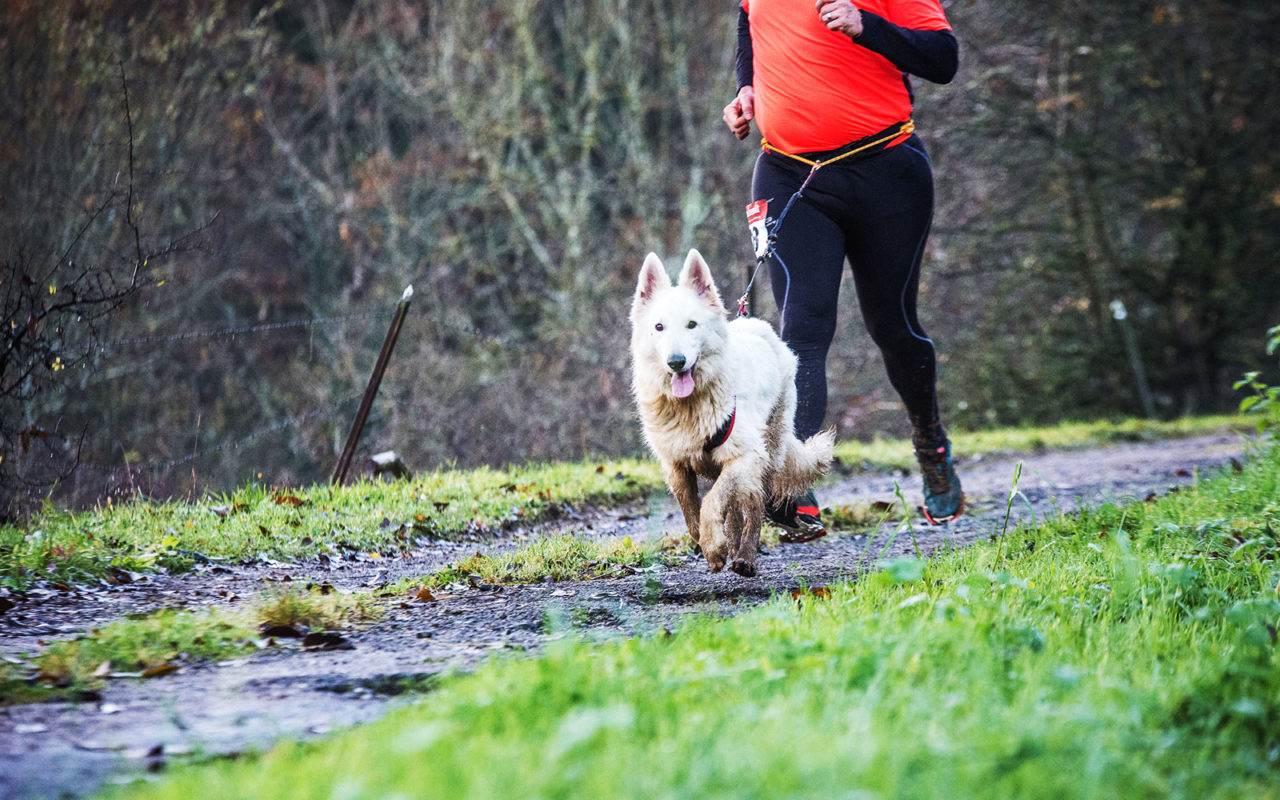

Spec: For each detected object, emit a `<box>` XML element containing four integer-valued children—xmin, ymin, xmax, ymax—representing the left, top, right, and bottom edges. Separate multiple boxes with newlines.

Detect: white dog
<box><xmin>630</xmin><ymin>249</ymin><xmax>835</xmax><ymax>576</ymax></box>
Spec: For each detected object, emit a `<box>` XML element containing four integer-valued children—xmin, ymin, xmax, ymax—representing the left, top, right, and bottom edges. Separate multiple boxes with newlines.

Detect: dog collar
<box><xmin>703</xmin><ymin>398</ymin><xmax>736</xmax><ymax>452</ymax></box>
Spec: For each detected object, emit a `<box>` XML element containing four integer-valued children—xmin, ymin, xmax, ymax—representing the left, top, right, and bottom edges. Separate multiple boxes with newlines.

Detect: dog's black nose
<box><xmin>667</xmin><ymin>354</ymin><xmax>686</xmax><ymax>372</ymax></box>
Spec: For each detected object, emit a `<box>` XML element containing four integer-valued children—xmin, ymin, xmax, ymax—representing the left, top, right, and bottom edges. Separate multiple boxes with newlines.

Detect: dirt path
<box><xmin>0</xmin><ymin>432</ymin><xmax>1249</xmax><ymax>799</ymax></box>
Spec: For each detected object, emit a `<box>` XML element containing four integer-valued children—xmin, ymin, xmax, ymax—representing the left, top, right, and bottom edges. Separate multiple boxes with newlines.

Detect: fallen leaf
<box><xmin>414</xmin><ymin>587</ymin><xmax>437</xmax><ymax>602</ymax></box>
<box><xmin>301</xmin><ymin>631</ymin><xmax>353</xmax><ymax>651</ymax></box>
<box><xmin>257</xmin><ymin>622</ymin><xmax>306</xmax><ymax>638</ymax></box>
<box><xmin>125</xmin><ymin>745</ymin><xmax>162</xmax><ymax>760</ymax></box>
<box><xmin>140</xmin><ymin>663</ymin><xmax>181</xmax><ymax>679</ymax></box>
<box><xmin>272</xmin><ymin>494</ymin><xmax>305</xmax><ymax>507</ymax></box>
<box><xmin>791</xmin><ymin>586</ymin><xmax>832</xmax><ymax>601</ymax></box>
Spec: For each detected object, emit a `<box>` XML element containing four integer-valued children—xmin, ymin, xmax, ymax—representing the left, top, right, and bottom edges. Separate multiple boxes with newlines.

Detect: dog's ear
<box><xmin>677</xmin><ymin>249</ymin><xmax>726</xmax><ymax>314</ymax></box>
<box><xmin>632</xmin><ymin>252</ymin><xmax>671</xmax><ymax>320</ymax></box>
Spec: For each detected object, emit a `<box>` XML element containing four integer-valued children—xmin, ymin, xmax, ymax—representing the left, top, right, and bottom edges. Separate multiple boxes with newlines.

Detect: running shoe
<box><xmin>765</xmin><ymin>489</ymin><xmax>827</xmax><ymax>542</ymax></box>
<box><xmin>916</xmin><ymin>439</ymin><xmax>964</xmax><ymax>524</ymax></box>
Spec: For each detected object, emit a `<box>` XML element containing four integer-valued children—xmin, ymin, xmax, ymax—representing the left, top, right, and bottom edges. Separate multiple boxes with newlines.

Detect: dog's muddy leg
<box><xmin>721</xmin><ymin>503</ymin><xmax>750</xmax><ymax>576</ymax></box>
<box><xmin>663</xmin><ymin>463</ymin><xmax>703</xmax><ymax>553</ymax></box>
<box><xmin>698</xmin><ymin>483</ymin><xmax>730</xmax><ymax>572</ymax></box>
<box><xmin>713</xmin><ymin>459</ymin><xmax>764</xmax><ymax>577</ymax></box>
<box><xmin>730</xmin><ymin>500</ymin><xmax>763</xmax><ymax>577</ymax></box>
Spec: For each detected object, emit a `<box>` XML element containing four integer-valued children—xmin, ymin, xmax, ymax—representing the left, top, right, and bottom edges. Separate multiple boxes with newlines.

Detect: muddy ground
<box><xmin>0</xmin><ymin>432</ymin><xmax>1251</xmax><ymax>799</ymax></box>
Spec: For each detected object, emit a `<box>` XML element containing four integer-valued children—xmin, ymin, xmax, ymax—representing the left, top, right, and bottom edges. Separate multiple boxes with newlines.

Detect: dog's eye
<box><xmin>654</xmin><ymin>323</ymin><xmax>664</xmax><ymax>332</ymax></box>
<box><xmin>686</xmin><ymin>320</ymin><xmax>697</xmax><ymax>329</ymax></box>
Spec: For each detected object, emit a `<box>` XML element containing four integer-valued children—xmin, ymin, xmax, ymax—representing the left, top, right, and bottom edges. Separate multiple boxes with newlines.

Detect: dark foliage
<box><xmin>2</xmin><ymin>0</ymin><xmax>1277</xmax><ymax>515</ymax></box>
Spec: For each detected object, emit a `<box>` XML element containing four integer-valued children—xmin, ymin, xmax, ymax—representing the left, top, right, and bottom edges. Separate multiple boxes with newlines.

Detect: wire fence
<box><xmin>95</xmin><ymin>312</ymin><xmax>385</xmax><ymax>350</ymax></box>
<box><xmin>70</xmin><ymin>392</ymin><xmax>364</xmax><ymax>477</ymax></box>
<box><xmin>36</xmin><ymin>295</ymin><xmax>570</xmax><ymax>509</ymax></box>
<box><xmin>54</xmin><ymin>309</ymin><xmax>376</xmax><ymax>504</ymax></box>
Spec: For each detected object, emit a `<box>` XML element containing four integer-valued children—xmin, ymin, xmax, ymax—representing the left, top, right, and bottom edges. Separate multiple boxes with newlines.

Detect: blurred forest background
<box><xmin>3</xmin><ymin>0</ymin><xmax>1278</xmax><ymax>518</ymax></box>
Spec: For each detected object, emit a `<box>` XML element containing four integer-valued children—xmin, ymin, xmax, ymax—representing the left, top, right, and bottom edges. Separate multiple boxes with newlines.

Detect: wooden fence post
<box><xmin>331</xmin><ymin>285</ymin><xmax>413</xmax><ymax>485</ymax></box>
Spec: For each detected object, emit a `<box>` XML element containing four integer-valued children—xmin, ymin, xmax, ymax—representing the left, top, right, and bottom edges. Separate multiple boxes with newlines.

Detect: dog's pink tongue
<box><xmin>671</xmin><ymin>370</ymin><xmax>695</xmax><ymax>398</ymax></box>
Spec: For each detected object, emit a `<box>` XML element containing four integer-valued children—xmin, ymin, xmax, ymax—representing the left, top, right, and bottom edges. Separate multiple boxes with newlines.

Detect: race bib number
<box><xmin>746</xmin><ymin>200</ymin><xmax>770</xmax><ymax>259</ymax></box>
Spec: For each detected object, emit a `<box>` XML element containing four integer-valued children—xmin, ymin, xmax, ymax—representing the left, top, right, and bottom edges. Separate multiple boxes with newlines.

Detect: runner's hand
<box><xmin>723</xmin><ymin>85</ymin><xmax>755</xmax><ymax>140</ymax></box>
<box><xmin>816</xmin><ymin>0</ymin><xmax>863</xmax><ymax>38</ymax></box>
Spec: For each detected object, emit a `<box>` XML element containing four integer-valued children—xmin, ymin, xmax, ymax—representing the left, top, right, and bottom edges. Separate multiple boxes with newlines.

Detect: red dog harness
<box><xmin>703</xmin><ymin>399</ymin><xmax>737</xmax><ymax>452</ymax></box>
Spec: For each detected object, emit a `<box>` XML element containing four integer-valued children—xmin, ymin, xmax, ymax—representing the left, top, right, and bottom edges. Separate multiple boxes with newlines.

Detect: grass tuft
<box><xmin>391</xmin><ymin>532</ymin><xmax>677</xmax><ymax>595</ymax></box>
<box><xmin>256</xmin><ymin>585</ymin><xmax>380</xmax><ymax>630</ymax></box>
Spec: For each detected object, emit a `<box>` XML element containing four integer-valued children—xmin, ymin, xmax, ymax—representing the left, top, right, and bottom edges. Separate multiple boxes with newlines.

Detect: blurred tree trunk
<box><xmin>1046</xmin><ymin>0</ymin><xmax>1280</xmax><ymax>413</ymax></box>
<box><xmin>933</xmin><ymin>0</ymin><xmax>1279</xmax><ymax>425</ymax></box>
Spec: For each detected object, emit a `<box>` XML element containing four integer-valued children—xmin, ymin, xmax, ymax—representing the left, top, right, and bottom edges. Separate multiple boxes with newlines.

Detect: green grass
<box><xmin>0</xmin><ymin>458</ymin><xmax>661</xmax><ymax>589</ymax></box>
<box><xmin>388</xmin><ymin>532</ymin><xmax>682</xmax><ymax>596</ymax></box>
<box><xmin>834</xmin><ymin>413</ymin><xmax>1253</xmax><ymax>473</ymax></box>
<box><xmin>1</xmin><ymin>415</ymin><xmax>1250</xmax><ymax>590</ymax></box>
<box><xmin>824</xmin><ymin>500</ymin><xmax>911</xmax><ymax>533</ymax></box>
<box><xmin>0</xmin><ymin>587</ymin><xmax>379</xmax><ymax>704</ymax></box>
<box><xmin>105</xmin><ymin>436</ymin><xmax>1280</xmax><ymax>800</ymax></box>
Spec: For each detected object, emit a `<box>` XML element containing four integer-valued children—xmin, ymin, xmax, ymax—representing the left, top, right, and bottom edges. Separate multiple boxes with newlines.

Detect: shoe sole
<box><xmin>778</xmin><ymin>529</ymin><xmax>827</xmax><ymax>543</ymax></box>
<box><xmin>773</xmin><ymin>518</ymin><xmax>827</xmax><ymax>543</ymax></box>
<box><xmin>921</xmin><ymin>497</ymin><xmax>965</xmax><ymax>526</ymax></box>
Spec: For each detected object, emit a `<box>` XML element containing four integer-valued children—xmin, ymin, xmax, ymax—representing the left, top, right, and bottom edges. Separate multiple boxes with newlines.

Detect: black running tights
<box><xmin>752</xmin><ymin>135</ymin><xmax>942</xmax><ymax>441</ymax></box>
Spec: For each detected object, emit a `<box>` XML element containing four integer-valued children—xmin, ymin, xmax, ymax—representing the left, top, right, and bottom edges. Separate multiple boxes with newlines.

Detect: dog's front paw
<box><xmin>704</xmin><ymin>546</ymin><xmax>728</xmax><ymax>573</ymax></box>
<box><xmin>729</xmin><ymin>557</ymin><xmax>757</xmax><ymax>577</ymax></box>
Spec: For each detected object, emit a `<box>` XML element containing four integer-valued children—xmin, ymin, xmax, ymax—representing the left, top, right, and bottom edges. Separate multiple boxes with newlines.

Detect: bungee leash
<box><xmin>736</xmin><ymin>120</ymin><xmax>915</xmax><ymax>318</ymax></box>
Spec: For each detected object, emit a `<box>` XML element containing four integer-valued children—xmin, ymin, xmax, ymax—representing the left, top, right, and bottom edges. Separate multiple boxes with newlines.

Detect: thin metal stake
<box><xmin>332</xmin><ymin>285</ymin><xmax>413</xmax><ymax>486</ymax></box>
<box><xmin>1110</xmin><ymin>299</ymin><xmax>1156</xmax><ymax>419</ymax></box>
